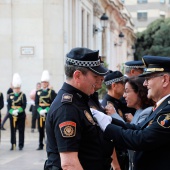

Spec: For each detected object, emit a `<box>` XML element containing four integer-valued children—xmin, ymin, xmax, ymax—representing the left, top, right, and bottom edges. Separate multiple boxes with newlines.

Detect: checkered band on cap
<box><xmin>105</xmin><ymin>76</ymin><xmax>124</xmax><ymax>85</ymax></box>
<box><xmin>66</xmin><ymin>57</ymin><xmax>101</xmax><ymax>67</ymax></box>
<box><xmin>125</xmin><ymin>65</ymin><xmax>145</xmax><ymax>69</ymax></box>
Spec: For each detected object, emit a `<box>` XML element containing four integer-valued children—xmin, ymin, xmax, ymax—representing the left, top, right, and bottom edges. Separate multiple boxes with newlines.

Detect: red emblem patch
<box><xmin>59</xmin><ymin>121</ymin><xmax>76</xmax><ymax>137</ymax></box>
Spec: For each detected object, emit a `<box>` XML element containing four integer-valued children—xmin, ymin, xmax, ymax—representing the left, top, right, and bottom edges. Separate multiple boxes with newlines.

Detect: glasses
<box><xmin>124</xmin><ymin>88</ymin><xmax>135</xmax><ymax>95</ymax></box>
<box><xmin>144</xmin><ymin>74</ymin><xmax>163</xmax><ymax>83</ymax></box>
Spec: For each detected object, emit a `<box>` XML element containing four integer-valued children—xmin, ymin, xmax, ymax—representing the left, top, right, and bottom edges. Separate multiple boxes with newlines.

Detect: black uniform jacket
<box><xmin>0</xmin><ymin>92</ymin><xmax>4</xmax><ymax>110</ymax></box>
<box><xmin>89</xmin><ymin>92</ymin><xmax>105</xmax><ymax>112</ymax></box>
<box><xmin>35</xmin><ymin>88</ymin><xmax>56</xmax><ymax>114</ymax></box>
<box><xmin>104</xmin><ymin>96</ymin><xmax>170</xmax><ymax>170</ymax></box>
<box><xmin>7</xmin><ymin>92</ymin><xmax>27</xmax><ymax>118</ymax></box>
<box><xmin>45</xmin><ymin>83</ymin><xmax>114</xmax><ymax>170</ymax></box>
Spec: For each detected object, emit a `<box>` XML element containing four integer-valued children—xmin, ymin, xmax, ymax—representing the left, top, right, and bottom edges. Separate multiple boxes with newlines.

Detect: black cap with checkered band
<box><xmin>66</xmin><ymin>47</ymin><xmax>108</xmax><ymax>76</ymax></box>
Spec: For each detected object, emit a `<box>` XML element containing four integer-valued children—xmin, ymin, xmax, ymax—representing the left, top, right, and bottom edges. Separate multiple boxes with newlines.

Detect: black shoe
<box><xmin>19</xmin><ymin>147</ymin><xmax>23</xmax><ymax>150</ymax></box>
<box><xmin>31</xmin><ymin>129</ymin><xmax>34</xmax><ymax>133</ymax></box>
<box><xmin>10</xmin><ymin>145</ymin><xmax>16</xmax><ymax>151</ymax></box>
<box><xmin>1</xmin><ymin>126</ymin><xmax>6</xmax><ymax>130</ymax></box>
<box><xmin>36</xmin><ymin>147</ymin><xmax>43</xmax><ymax>150</ymax></box>
<box><xmin>10</xmin><ymin>147</ymin><xmax>14</xmax><ymax>151</ymax></box>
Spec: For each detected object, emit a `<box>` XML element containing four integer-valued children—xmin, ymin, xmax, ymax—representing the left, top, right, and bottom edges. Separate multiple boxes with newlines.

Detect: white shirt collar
<box><xmin>156</xmin><ymin>94</ymin><xmax>170</xmax><ymax>108</ymax></box>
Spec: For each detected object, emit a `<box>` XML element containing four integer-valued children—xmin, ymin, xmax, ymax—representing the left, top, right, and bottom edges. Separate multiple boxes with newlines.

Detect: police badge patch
<box><xmin>84</xmin><ymin>110</ymin><xmax>95</xmax><ymax>125</ymax></box>
<box><xmin>157</xmin><ymin>113</ymin><xmax>170</xmax><ymax>128</ymax></box>
<box><xmin>59</xmin><ymin>121</ymin><xmax>76</xmax><ymax>137</ymax></box>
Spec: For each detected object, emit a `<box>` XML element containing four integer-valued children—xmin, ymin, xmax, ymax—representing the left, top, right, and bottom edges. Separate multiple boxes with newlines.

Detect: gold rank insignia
<box><xmin>37</xmin><ymin>91</ymin><xmax>41</xmax><ymax>95</ymax></box>
<box><xmin>84</xmin><ymin>110</ymin><xmax>95</xmax><ymax>125</ymax></box>
<box><xmin>59</xmin><ymin>121</ymin><xmax>76</xmax><ymax>137</ymax></box>
<box><xmin>157</xmin><ymin>113</ymin><xmax>170</xmax><ymax>128</ymax></box>
<box><xmin>61</xmin><ymin>93</ymin><xmax>73</xmax><ymax>103</ymax></box>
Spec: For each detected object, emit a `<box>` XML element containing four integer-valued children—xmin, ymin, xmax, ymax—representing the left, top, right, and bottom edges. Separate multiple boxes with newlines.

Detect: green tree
<box><xmin>135</xmin><ymin>18</ymin><xmax>170</xmax><ymax>60</ymax></box>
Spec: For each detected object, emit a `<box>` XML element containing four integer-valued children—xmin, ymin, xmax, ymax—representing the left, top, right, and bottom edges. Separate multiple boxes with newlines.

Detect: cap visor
<box><xmin>88</xmin><ymin>66</ymin><xmax>108</xmax><ymax>76</ymax></box>
<box><xmin>138</xmin><ymin>72</ymin><xmax>153</xmax><ymax>77</ymax></box>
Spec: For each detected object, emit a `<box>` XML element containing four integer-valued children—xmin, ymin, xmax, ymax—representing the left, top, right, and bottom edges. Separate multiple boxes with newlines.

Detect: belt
<box><xmin>11</xmin><ymin>106</ymin><xmax>21</xmax><ymax>109</ymax></box>
<box><xmin>39</xmin><ymin>103</ymin><xmax>50</xmax><ymax>107</ymax></box>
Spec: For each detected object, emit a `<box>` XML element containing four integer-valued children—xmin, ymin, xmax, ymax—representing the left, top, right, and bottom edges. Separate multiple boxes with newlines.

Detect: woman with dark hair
<box><xmin>123</xmin><ymin>76</ymin><xmax>155</xmax><ymax>124</ymax></box>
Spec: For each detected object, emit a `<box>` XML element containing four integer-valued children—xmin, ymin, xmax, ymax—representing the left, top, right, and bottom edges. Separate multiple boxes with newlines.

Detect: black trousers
<box><xmin>31</xmin><ymin>105</ymin><xmax>38</xmax><ymax>129</ymax></box>
<box><xmin>38</xmin><ymin>116</ymin><xmax>45</xmax><ymax>148</ymax></box>
<box><xmin>9</xmin><ymin>115</ymin><xmax>26</xmax><ymax>148</ymax></box>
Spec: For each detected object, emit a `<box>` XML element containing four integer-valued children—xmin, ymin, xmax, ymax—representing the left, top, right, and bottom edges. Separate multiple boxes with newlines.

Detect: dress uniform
<box><xmin>101</xmin><ymin>70</ymin><xmax>129</xmax><ymax>170</ymax></box>
<box><xmin>8</xmin><ymin>73</ymin><xmax>27</xmax><ymax>150</ymax></box>
<box><xmin>44</xmin><ymin>47</ymin><xmax>115</xmax><ymax>170</ymax></box>
<box><xmin>97</xmin><ymin>55</ymin><xmax>170</xmax><ymax>170</ymax></box>
<box><xmin>35</xmin><ymin>70</ymin><xmax>56</xmax><ymax>150</ymax></box>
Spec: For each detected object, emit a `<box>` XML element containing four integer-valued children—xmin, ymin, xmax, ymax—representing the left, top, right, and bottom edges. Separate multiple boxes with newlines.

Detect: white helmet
<box><xmin>41</xmin><ymin>70</ymin><xmax>50</xmax><ymax>82</ymax></box>
<box><xmin>12</xmin><ymin>73</ymin><xmax>22</xmax><ymax>88</ymax></box>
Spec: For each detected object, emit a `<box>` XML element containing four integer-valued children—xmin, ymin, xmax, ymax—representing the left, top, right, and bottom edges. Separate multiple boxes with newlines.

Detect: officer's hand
<box><xmin>90</xmin><ymin>108</ymin><xmax>112</xmax><ymax>131</ymax></box>
<box><xmin>39</xmin><ymin>109</ymin><xmax>46</xmax><ymax>116</ymax></box>
<box><xmin>12</xmin><ymin>110</ymin><xmax>18</xmax><ymax>116</ymax></box>
<box><xmin>105</xmin><ymin>103</ymin><xmax>117</xmax><ymax>116</ymax></box>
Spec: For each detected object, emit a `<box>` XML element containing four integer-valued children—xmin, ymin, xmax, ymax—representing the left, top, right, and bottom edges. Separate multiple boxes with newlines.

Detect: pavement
<box><xmin>0</xmin><ymin>127</ymin><xmax>47</xmax><ymax>170</ymax></box>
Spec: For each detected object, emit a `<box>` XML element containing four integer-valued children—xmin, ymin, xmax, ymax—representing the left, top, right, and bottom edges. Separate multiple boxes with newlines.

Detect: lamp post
<box><xmin>100</xmin><ymin>13</ymin><xmax>109</xmax><ymax>59</ymax></box>
<box><xmin>119</xmin><ymin>32</ymin><xmax>124</xmax><ymax>45</ymax></box>
<box><xmin>100</xmin><ymin>13</ymin><xmax>109</xmax><ymax>30</ymax></box>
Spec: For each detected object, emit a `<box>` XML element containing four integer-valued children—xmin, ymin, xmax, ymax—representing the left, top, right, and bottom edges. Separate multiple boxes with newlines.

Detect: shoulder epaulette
<box><xmin>37</xmin><ymin>89</ymin><xmax>42</xmax><ymax>95</ymax></box>
<box><xmin>61</xmin><ymin>93</ymin><xmax>73</xmax><ymax>103</ymax></box>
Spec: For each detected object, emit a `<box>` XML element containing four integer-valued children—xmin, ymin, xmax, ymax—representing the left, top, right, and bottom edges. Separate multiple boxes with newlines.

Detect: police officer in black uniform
<box><xmin>124</xmin><ymin>60</ymin><xmax>145</xmax><ymax>78</ymax></box>
<box><xmin>35</xmin><ymin>70</ymin><xmax>56</xmax><ymax>150</ymax></box>
<box><xmin>102</xmin><ymin>70</ymin><xmax>127</xmax><ymax>120</ymax></box>
<box><xmin>101</xmin><ymin>70</ymin><xmax>129</xmax><ymax>170</ymax></box>
<box><xmin>0</xmin><ymin>91</ymin><xmax>4</xmax><ymax>130</ymax></box>
<box><xmin>92</xmin><ymin>55</ymin><xmax>170</xmax><ymax>170</ymax></box>
<box><xmin>88</xmin><ymin>64</ymin><xmax>115</xmax><ymax>170</ymax></box>
<box><xmin>44</xmin><ymin>47</ymin><xmax>115</xmax><ymax>170</ymax></box>
<box><xmin>8</xmin><ymin>73</ymin><xmax>27</xmax><ymax>150</ymax></box>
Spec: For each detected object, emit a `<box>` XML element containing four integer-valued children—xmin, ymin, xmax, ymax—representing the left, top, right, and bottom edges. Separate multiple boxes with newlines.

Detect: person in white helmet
<box><xmin>7</xmin><ymin>73</ymin><xmax>27</xmax><ymax>151</ymax></box>
<box><xmin>35</xmin><ymin>70</ymin><xmax>57</xmax><ymax>150</ymax></box>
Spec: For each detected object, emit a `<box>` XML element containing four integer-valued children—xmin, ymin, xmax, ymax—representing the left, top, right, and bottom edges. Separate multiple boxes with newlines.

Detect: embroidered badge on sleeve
<box><xmin>157</xmin><ymin>113</ymin><xmax>170</xmax><ymax>128</ymax></box>
<box><xmin>84</xmin><ymin>110</ymin><xmax>95</xmax><ymax>125</ymax></box>
<box><xmin>59</xmin><ymin>121</ymin><xmax>76</xmax><ymax>137</ymax></box>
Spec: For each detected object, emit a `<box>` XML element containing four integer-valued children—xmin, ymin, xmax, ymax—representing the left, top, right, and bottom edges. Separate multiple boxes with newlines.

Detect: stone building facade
<box><xmin>0</xmin><ymin>0</ymin><xmax>135</xmax><ymax>112</ymax></box>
